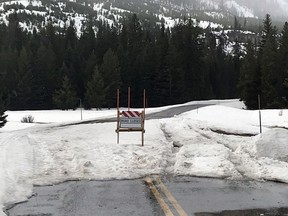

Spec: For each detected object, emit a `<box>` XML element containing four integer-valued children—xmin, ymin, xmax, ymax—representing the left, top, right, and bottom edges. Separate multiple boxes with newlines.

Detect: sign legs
<box><xmin>116</xmin><ymin>88</ymin><xmax>146</xmax><ymax>146</ymax></box>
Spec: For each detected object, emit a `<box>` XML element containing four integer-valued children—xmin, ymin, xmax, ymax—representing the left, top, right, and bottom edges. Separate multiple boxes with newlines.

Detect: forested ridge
<box><xmin>0</xmin><ymin>12</ymin><xmax>287</xmax><ymax>112</ymax></box>
<box><xmin>0</xmin><ymin>12</ymin><xmax>242</xmax><ymax>110</ymax></box>
<box><xmin>239</xmin><ymin>15</ymin><xmax>288</xmax><ymax>109</ymax></box>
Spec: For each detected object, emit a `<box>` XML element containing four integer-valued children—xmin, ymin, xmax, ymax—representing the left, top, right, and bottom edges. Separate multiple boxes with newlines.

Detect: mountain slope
<box><xmin>0</xmin><ymin>0</ymin><xmax>262</xmax><ymax>35</ymax></box>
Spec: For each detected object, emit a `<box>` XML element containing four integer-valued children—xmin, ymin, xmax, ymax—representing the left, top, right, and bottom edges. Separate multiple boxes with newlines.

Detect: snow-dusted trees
<box><xmin>2</xmin><ymin>11</ymin><xmax>288</xmax><ymax>110</ymax></box>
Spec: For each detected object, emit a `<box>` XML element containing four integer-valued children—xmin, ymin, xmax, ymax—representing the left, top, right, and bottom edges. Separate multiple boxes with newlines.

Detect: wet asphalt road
<box><xmin>61</xmin><ymin>104</ymin><xmax>208</xmax><ymax>126</ymax></box>
<box><xmin>6</xmin><ymin>177</ymin><xmax>288</xmax><ymax>216</ymax></box>
<box><xmin>145</xmin><ymin>104</ymin><xmax>208</xmax><ymax>120</ymax></box>
<box><xmin>164</xmin><ymin>176</ymin><xmax>288</xmax><ymax>216</ymax></box>
<box><xmin>6</xmin><ymin>179</ymin><xmax>161</xmax><ymax>216</ymax></box>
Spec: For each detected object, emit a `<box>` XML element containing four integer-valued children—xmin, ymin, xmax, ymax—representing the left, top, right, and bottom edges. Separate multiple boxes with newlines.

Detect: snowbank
<box><xmin>1</xmin><ymin>100</ymin><xmax>288</xmax><ymax>215</ymax></box>
<box><xmin>162</xmin><ymin>105</ymin><xmax>288</xmax><ymax>182</ymax></box>
<box><xmin>256</xmin><ymin>128</ymin><xmax>288</xmax><ymax>162</ymax></box>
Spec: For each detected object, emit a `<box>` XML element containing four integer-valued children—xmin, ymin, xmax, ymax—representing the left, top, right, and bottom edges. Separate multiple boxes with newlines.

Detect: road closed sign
<box><xmin>116</xmin><ymin>88</ymin><xmax>146</xmax><ymax>146</ymax></box>
<box><xmin>120</xmin><ymin>117</ymin><xmax>141</xmax><ymax>128</ymax></box>
<box><xmin>120</xmin><ymin>111</ymin><xmax>141</xmax><ymax>128</ymax></box>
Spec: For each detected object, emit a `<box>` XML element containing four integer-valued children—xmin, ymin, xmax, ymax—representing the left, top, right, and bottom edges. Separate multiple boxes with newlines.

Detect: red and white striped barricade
<box><xmin>116</xmin><ymin>88</ymin><xmax>146</xmax><ymax>146</ymax></box>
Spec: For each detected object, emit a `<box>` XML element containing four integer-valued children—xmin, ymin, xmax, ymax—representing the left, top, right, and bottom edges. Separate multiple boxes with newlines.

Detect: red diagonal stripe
<box><xmin>128</xmin><ymin>111</ymin><xmax>135</xmax><ymax>117</ymax></box>
<box><xmin>122</xmin><ymin>111</ymin><xmax>129</xmax><ymax>117</ymax></box>
<box><xmin>122</xmin><ymin>111</ymin><xmax>141</xmax><ymax>117</ymax></box>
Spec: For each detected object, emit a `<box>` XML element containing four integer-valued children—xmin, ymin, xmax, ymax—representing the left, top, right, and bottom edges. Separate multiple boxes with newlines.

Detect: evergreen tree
<box><xmin>100</xmin><ymin>48</ymin><xmax>121</xmax><ymax>108</ymax></box>
<box><xmin>0</xmin><ymin>48</ymin><xmax>16</xmax><ymax>87</ymax></box>
<box><xmin>124</xmin><ymin>13</ymin><xmax>144</xmax><ymax>105</ymax></box>
<box><xmin>79</xmin><ymin>20</ymin><xmax>96</xmax><ymax>59</ymax></box>
<box><xmin>259</xmin><ymin>14</ymin><xmax>274</xmax><ymax>55</ymax></box>
<box><xmin>230</xmin><ymin>39</ymin><xmax>243</xmax><ymax>97</ymax></box>
<box><xmin>85</xmin><ymin>66</ymin><xmax>106</xmax><ymax>109</ymax></box>
<box><xmin>204</xmin><ymin>30</ymin><xmax>217</xmax><ymax>98</ymax></box>
<box><xmin>239</xmin><ymin>40</ymin><xmax>259</xmax><ymax>109</ymax></box>
<box><xmin>0</xmin><ymin>23</ymin><xmax>8</xmax><ymax>49</ymax></box>
<box><xmin>171</xmin><ymin>19</ymin><xmax>206</xmax><ymax>101</ymax></box>
<box><xmin>83</xmin><ymin>51</ymin><xmax>97</xmax><ymax>85</ymax></box>
<box><xmin>0</xmin><ymin>93</ymin><xmax>7</xmax><ymax>128</ymax></box>
<box><xmin>153</xmin><ymin>24</ymin><xmax>170</xmax><ymax>106</ymax></box>
<box><xmin>44</xmin><ymin>23</ymin><xmax>62</xmax><ymax>66</ymax></box>
<box><xmin>278</xmin><ymin>22</ymin><xmax>288</xmax><ymax>106</ymax></box>
<box><xmin>53</xmin><ymin>76</ymin><xmax>78</xmax><ymax>110</ymax></box>
<box><xmin>116</xmin><ymin>44</ymin><xmax>130</xmax><ymax>106</ymax></box>
<box><xmin>32</xmin><ymin>43</ymin><xmax>57</xmax><ymax>109</ymax></box>
<box><xmin>209</xmin><ymin>32</ymin><xmax>228</xmax><ymax>98</ymax></box>
<box><xmin>260</xmin><ymin>15</ymin><xmax>279</xmax><ymax>108</ymax></box>
<box><xmin>7</xmin><ymin>13</ymin><xmax>23</xmax><ymax>51</ymax></box>
<box><xmin>127</xmin><ymin>13</ymin><xmax>143</xmax><ymax>53</ymax></box>
<box><xmin>65</xmin><ymin>22</ymin><xmax>77</xmax><ymax>49</ymax></box>
<box><xmin>164</xmin><ymin>42</ymin><xmax>185</xmax><ymax>104</ymax></box>
<box><xmin>57</xmin><ymin>62</ymin><xmax>69</xmax><ymax>84</ymax></box>
<box><xmin>119</xmin><ymin>24</ymin><xmax>128</xmax><ymax>50</ymax></box>
<box><xmin>11</xmin><ymin>48</ymin><xmax>33</xmax><ymax>110</ymax></box>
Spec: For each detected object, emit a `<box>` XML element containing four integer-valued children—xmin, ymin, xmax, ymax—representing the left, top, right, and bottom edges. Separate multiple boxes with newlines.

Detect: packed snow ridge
<box><xmin>1</xmin><ymin>99</ymin><xmax>288</xmax><ymax>215</ymax></box>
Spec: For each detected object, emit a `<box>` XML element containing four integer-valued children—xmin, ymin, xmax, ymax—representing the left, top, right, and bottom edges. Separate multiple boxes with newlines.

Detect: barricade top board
<box><xmin>116</xmin><ymin>88</ymin><xmax>146</xmax><ymax>146</ymax></box>
<box><xmin>122</xmin><ymin>111</ymin><xmax>141</xmax><ymax>118</ymax></box>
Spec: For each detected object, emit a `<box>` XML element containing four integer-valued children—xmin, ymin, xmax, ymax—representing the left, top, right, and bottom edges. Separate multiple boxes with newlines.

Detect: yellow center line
<box><xmin>144</xmin><ymin>177</ymin><xmax>174</xmax><ymax>216</ymax></box>
<box><xmin>154</xmin><ymin>176</ymin><xmax>188</xmax><ymax>216</ymax></box>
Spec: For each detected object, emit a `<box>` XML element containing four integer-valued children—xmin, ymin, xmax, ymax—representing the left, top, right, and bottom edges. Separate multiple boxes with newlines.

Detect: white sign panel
<box><xmin>120</xmin><ymin>117</ymin><xmax>142</xmax><ymax>128</ymax></box>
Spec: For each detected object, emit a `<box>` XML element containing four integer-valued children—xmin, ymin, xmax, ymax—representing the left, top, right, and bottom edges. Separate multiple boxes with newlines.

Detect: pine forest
<box><xmin>0</xmin><ymin>13</ymin><xmax>288</xmax><ymax>111</ymax></box>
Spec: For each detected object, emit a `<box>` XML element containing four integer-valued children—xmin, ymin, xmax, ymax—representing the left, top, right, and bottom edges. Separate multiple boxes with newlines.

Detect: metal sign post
<box><xmin>116</xmin><ymin>87</ymin><xmax>146</xmax><ymax>146</ymax></box>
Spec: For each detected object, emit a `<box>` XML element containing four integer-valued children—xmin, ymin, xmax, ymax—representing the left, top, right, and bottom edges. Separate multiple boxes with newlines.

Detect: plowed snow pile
<box><xmin>1</xmin><ymin>99</ymin><xmax>288</xmax><ymax>215</ymax></box>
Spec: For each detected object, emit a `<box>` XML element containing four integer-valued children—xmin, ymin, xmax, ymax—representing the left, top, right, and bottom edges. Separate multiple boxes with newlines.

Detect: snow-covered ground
<box><xmin>1</xmin><ymin>99</ymin><xmax>288</xmax><ymax>216</ymax></box>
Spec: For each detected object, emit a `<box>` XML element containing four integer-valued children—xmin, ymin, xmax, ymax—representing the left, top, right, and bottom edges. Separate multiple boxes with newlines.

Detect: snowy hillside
<box><xmin>162</xmin><ymin>0</ymin><xmax>288</xmax><ymax>19</ymax></box>
<box><xmin>1</xmin><ymin>0</ymin><xmax>284</xmax><ymax>37</ymax></box>
<box><xmin>0</xmin><ymin>0</ymin><xmax>123</xmax><ymax>36</ymax></box>
<box><xmin>1</xmin><ymin>99</ymin><xmax>288</xmax><ymax>216</ymax></box>
<box><xmin>0</xmin><ymin>0</ymin><xmax>259</xmax><ymax>57</ymax></box>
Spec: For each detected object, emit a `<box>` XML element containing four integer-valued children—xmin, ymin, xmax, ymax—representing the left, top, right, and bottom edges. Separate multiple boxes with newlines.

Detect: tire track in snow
<box><xmin>161</xmin><ymin>119</ymin><xmax>260</xmax><ymax>179</ymax></box>
<box><xmin>187</xmin><ymin>124</ymin><xmax>262</xmax><ymax>180</ymax></box>
<box><xmin>158</xmin><ymin>123</ymin><xmax>178</xmax><ymax>176</ymax></box>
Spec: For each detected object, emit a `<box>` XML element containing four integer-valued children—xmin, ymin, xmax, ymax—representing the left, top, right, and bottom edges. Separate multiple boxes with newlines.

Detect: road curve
<box><xmin>58</xmin><ymin>104</ymin><xmax>210</xmax><ymax>127</ymax></box>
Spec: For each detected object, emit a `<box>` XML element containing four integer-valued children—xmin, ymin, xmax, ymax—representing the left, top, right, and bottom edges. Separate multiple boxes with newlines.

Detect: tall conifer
<box><xmin>53</xmin><ymin>76</ymin><xmax>78</xmax><ymax>110</ymax></box>
<box><xmin>85</xmin><ymin>66</ymin><xmax>106</xmax><ymax>110</ymax></box>
<box><xmin>278</xmin><ymin>22</ymin><xmax>288</xmax><ymax>106</ymax></box>
<box><xmin>239</xmin><ymin>40</ymin><xmax>259</xmax><ymax>109</ymax></box>
<box><xmin>260</xmin><ymin>15</ymin><xmax>279</xmax><ymax>108</ymax></box>
<box><xmin>0</xmin><ymin>93</ymin><xmax>7</xmax><ymax>128</ymax></box>
<box><xmin>100</xmin><ymin>48</ymin><xmax>121</xmax><ymax>108</ymax></box>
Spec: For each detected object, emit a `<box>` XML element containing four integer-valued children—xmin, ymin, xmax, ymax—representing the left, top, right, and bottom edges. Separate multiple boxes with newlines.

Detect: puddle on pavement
<box><xmin>195</xmin><ymin>207</ymin><xmax>288</xmax><ymax>216</ymax></box>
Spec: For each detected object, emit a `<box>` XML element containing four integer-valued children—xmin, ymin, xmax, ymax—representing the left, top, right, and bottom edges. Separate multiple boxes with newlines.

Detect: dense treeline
<box><xmin>239</xmin><ymin>15</ymin><xmax>288</xmax><ymax>109</ymax></box>
<box><xmin>0</xmin><ymin>13</ymin><xmax>242</xmax><ymax>110</ymax></box>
